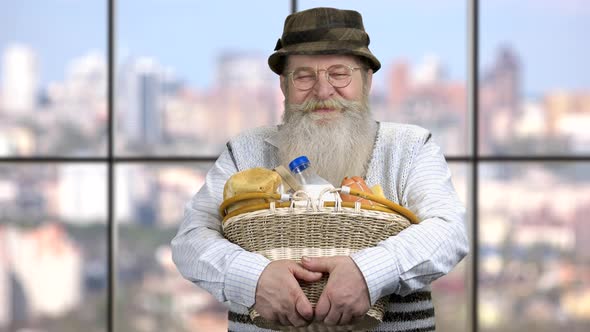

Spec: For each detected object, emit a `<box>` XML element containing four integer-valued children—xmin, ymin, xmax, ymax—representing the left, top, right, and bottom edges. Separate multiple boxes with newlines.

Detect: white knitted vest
<box><xmin>226</xmin><ymin>122</ymin><xmax>435</xmax><ymax>332</ymax></box>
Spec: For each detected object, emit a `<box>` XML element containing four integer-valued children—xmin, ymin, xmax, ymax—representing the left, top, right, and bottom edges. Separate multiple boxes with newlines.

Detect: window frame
<box><xmin>1</xmin><ymin>1</ymin><xmax>589</xmax><ymax>331</ymax></box>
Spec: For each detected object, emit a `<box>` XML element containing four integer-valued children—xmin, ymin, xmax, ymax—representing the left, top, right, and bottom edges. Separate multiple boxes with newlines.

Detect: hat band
<box><xmin>280</xmin><ymin>27</ymin><xmax>369</xmax><ymax>49</ymax></box>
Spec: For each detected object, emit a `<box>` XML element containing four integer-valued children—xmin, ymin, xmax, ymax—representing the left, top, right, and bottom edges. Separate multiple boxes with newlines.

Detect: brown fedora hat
<box><xmin>268</xmin><ymin>7</ymin><xmax>381</xmax><ymax>75</ymax></box>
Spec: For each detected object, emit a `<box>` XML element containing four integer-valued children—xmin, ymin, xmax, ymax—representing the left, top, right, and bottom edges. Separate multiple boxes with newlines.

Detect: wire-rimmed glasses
<box><xmin>288</xmin><ymin>64</ymin><xmax>361</xmax><ymax>91</ymax></box>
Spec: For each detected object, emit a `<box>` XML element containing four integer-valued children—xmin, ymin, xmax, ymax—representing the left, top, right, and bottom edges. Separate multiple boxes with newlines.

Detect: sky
<box><xmin>0</xmin><ymin>0</ymin><xmax>589</xmax><ymax>96</ymax></box>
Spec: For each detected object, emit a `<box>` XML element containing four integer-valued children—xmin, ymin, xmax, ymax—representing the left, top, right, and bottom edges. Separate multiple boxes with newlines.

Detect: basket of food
<box><xmin>220</xmin><ymin>167</ymin><xmax>419</xmax><ymax>332</ymax></box>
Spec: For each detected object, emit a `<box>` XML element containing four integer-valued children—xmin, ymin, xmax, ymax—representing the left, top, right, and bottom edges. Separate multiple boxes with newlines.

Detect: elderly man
<box><xmin>172</xmin><ymin>7</ymin><xmax>469</xmax><ymax>332</ymax></box>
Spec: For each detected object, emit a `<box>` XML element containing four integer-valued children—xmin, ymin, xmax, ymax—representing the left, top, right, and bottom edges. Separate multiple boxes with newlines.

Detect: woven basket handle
<box><xmin>341</xmin><ymin>187</ymin><xmax>419</xmax><ymax>224</ymax></box>
<box><xmin>219</xmin><ymin>189</ymin><xmax>419</xmax><ymax>224</ymax></box>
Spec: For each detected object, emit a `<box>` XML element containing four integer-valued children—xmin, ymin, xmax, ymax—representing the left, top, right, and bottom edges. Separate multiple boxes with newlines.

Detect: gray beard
<box><xmin>276</xmin><ymin>97</ymin><xmax>377</xmax><ymax>186</ymax></box>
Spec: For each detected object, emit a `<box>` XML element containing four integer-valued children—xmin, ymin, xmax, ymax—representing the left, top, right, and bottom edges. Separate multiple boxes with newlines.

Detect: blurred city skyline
<box><xmin>0</xmin><ymin>0</ymin><xmax>589</xmax><ymax>95</ymax></box>
<box><xmin>1</xmin><ymin>1</ymin><xmax>589</xmax><ymax>332</ymax></box>
<box><xmin>2</xmin><ymin>39</ymin><xmax>589</xmax><ymax>158</ymax></box>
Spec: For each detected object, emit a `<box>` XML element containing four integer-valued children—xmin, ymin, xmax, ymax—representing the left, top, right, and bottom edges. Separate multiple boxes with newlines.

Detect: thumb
<box><xmin>292</xmin><ymin>264</ymin><xmax>323</xmax><ymax>282</ymax></box>
<box><xmin>295</xmin><ymin>293</ymin><xmax>314</xmax><ymax>321</ymax></box>
<box><xmin>301</xmin><ymin>256</ymin><xmax>334</xmax><ymax>273</ymax></box>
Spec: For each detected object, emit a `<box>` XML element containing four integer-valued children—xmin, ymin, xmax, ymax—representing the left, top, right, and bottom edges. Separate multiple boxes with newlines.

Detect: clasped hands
<box><xmin>253</xmin><ymin>256</ymin><xmax>371</xmax><ymax>328</ymax></box>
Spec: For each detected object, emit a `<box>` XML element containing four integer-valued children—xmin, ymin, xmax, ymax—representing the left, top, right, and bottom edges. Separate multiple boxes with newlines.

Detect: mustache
<box><xmin>287</xmin><ymin>97</ymin><xmax>356</xmax><ymax>113</ymax></box>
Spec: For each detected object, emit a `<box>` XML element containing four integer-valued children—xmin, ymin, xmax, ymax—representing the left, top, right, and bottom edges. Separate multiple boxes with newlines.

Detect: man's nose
<box><xmin>312</xmin><ymin>71</ymin><xmax>335</xmax><ymax>100</ymax></box>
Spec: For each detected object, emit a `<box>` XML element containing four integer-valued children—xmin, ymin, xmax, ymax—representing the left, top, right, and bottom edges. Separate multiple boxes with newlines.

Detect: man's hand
<box><xmin>253</xmin><ymin>259</ymin><xmax>323</xmax><ymax>327</ymax></box>
<box><xmin>301</xmin><ymin>256</ymin><xmax>371</xmax><ymax>326</ymax></box>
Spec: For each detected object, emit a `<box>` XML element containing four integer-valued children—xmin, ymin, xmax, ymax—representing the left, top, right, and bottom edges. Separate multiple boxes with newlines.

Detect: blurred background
<box><xmin>0</xmin><ymin>0</ymin><xmax>589</xmax><ymax>331</ymax></box>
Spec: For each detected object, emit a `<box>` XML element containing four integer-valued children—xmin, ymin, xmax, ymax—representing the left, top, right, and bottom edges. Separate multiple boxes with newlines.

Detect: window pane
<box><xmin>299</xmin><ymin>0</ymin><xmax>468</xmax><ymax>156</ymax></box>
<box><xmin>116</xmin><ymin>1</ymin><xmax>290</xmax><ymax>156</ymax></box>
<box><xmin>0</xmin><ymin>164</ymin><xmax>107</xmax><ymax>332</ymax></box>
<box><xmin>0</xmin><ymin>1</ymin><xmax>107</xmax><ymax>157</ymax></box>
<box><xmin>115</xmin><ymin>163</ymin><xmax>229</xmax><ymax>332</ymax></box>
<box><xmin>479</xmin><ymin>163</ymin><xmax>590</xmax><ymax>331</ymax></box>
<box><xmin>432</xmin><ymin>162</ymin><xmax>470</xmax><ymax>332</ymax></box>
<box><xmin>480</xmin><ymin>1</ymin><xmax>590</xmax><ymax>155</ymax></box>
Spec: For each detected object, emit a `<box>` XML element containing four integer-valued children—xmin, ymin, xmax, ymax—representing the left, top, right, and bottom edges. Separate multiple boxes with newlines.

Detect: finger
<box><xmin>278</xmin><ymin>314</ymin><xmax>290</xmax><ymax>327</ymax></box>
<box><xmin>292</xmin><ymin>264</ymin><xmax>323</xmax><ymax>282</ymax></box>
<box><xmin>295</xmin><ymin>293</ymin><xmax>314</xmax><ymax>321</ymax></box>
<box><xmin>259</xmin><ymin>311</ymin><xmax>278</xmax><ymax>324</ymax></box>
<box><xmin>314</xmin><ymin>293</ymin><xmax>330</xmax><ymax>322</ymax></box>
<box><xmin>339</xmin><ymin>311</ymin><xmax>353</xmax><ymax>326</ymax></box>
<box><xmin>324</xmin><ymin>308</ymin><xmax>342</xmax><ymax>326</ymax></box>
<box><xmin>287</xmin><ymin>311</ymin><xmax>308</xmax><ymax>328</ymax></box>
<box><xmin>352</xmin><ymin>309</ymin><xmax>366</xmax><ymax>321</ymax></box>
<box><xmin>301</xmin><ymin>256</ymin><xmax>335</xmax><ymax>273</ymax></box>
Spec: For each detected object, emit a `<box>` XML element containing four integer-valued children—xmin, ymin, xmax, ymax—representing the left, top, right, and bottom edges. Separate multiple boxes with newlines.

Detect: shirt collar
<box><xmin>264</xmin><ymin>130</ymin><xmax>280</xmax><ymax>148</ymax></box>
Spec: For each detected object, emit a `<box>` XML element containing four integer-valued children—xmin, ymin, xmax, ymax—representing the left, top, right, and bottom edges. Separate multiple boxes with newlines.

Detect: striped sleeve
<box><xmin>171</xmin><ymin>148</ymin><xmax>270</xmax><ymax>307</ymax></box>
<box><xmin>351</xmin><ymin>138</ymin><xmax>469</xmax><ymax>304</ymax></box>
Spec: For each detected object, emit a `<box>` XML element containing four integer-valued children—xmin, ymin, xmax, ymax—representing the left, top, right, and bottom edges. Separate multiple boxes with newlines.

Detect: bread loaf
<box><xmin>223</xmin><ymin>168</ymin><xmax>282</xmax><ymax>213</ymax></box>
<box><xmin>340</xmin><ymin>176</ymin><xmax>375</xmax><ymax>206</ymax></box>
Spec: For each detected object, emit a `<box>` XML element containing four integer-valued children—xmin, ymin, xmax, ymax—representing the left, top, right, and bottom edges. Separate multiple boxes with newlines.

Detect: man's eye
<box><xmin>295</xmin><ymin>75</ymin><xmax>315</xmax><ymax>81</ymax></box>
<box><xmin>330</xmin><ymin>73</ymin><xmax>349</xmax><ymax>79</ymax></box>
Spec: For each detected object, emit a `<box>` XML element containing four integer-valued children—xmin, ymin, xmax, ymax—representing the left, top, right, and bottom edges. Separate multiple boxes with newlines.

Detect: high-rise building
<box><xmin>216</xmin><ymin>52</ymin><xmax>274</xmax><ymax>91</ymax></box>
<box><xmin>62</xmin><ymin>53</ymin><xmax>107</xmax><ymax>128</ymax></box>
<box><xmin>121</xmin><ymin>57</ymin><xmax>164</xmax><ymax>146</ymax></box>
<box><xmin>0</xmin><ymin>45</ymin><xmax>38</xmax><ymax>114</ymax></box>
<box><xmin>65</xmin><ymin>52</ymin><xmax>106</xmax><ymax>104</ymax></box>
<box><xmin>480</xmin><ymin>46</ymin><xmax>522</xmax><ymax>153</ymax></box>
<box><xmin>163</xmin><ymin>94</ymin><xmax>212</xmax><ymax>147</ymax></box>
<box><xmin>388</xmin><ymin>60</ymin><xmax>410</xmax><ymax>108</ymax></box>
<box><xmin>383</xmin><ymin>57</ymin><xmax>466</xmax><ymax>154</ymax></box>
<box><xmin>214</xmin><ymin>52</ymin><xmax>280</xmax><ymax>143</ymax></box>
<box><xmin>485</xmin><ymin>47</ymin><xmax>521</xmax><ymax>110</ymax></box>
<box><xmin>57</xmin><ymin>164</ymin><xmax>107</xmax><ymax>223</ymax></box>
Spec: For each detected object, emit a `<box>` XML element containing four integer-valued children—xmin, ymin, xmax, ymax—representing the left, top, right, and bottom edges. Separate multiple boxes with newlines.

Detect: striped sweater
<box><xmin>171</xmin><ymin>122</ymin><xmax>469</xmax><ymax>331</ymax></box>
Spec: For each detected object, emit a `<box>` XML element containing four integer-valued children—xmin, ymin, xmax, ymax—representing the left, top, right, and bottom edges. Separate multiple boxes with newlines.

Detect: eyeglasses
<box><xmin>287</xmin><ymin>64</ymin><xmax>361</xmax><ymax>91</ymax></box>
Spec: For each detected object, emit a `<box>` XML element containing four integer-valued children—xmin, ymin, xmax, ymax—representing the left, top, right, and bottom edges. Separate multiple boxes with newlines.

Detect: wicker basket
<box><xmin>220</xmin><ymin>188</ymin><xmax>418</xmax><ymax>332</ymax></box>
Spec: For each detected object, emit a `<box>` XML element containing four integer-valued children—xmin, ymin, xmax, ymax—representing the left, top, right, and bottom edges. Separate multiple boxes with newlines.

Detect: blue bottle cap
<box><xmin>288</xmin><ymin>156</ymin><xmax>310</xmax><ymax>172</ymax></box>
